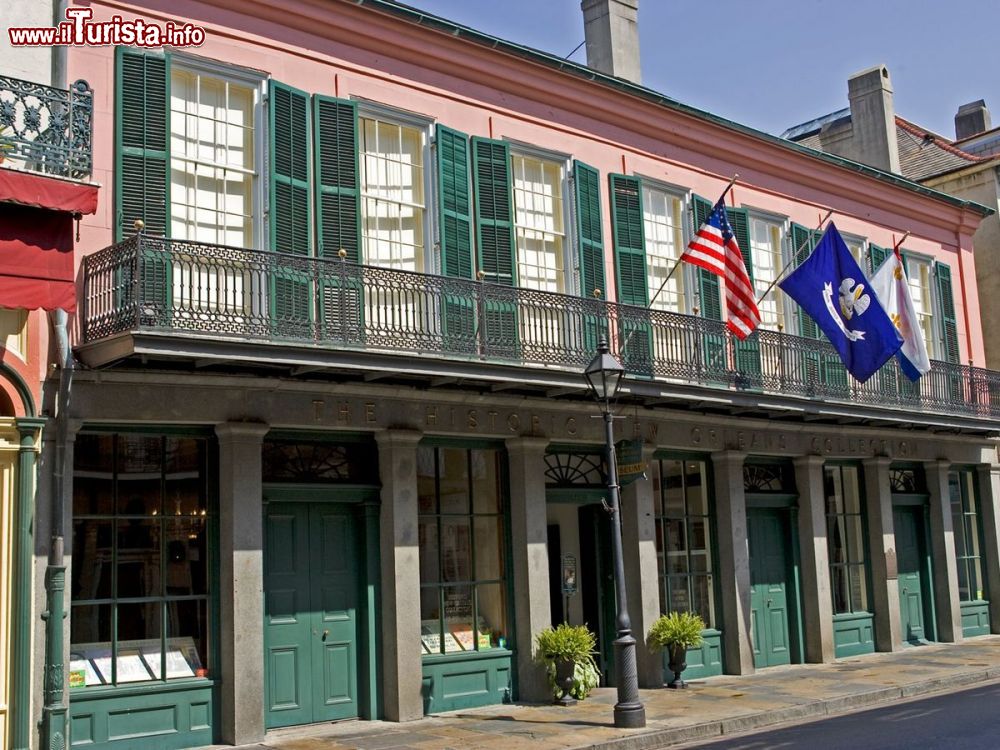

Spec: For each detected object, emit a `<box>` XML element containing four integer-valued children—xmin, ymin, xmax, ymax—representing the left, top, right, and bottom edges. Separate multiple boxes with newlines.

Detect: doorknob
<box><xmin>766</xmin><ymin>599</ymin><xmax>772</xmax><ymax>606</ymax></box>
<box><xmin>322</xmin><ymin>629</ymin><xmax>330</xmax><ymax>641</ymax></box>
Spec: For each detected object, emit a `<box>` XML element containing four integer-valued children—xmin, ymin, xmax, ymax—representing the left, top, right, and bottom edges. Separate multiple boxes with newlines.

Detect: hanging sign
<box><xmin>615</xmin><ymin>439</ymin><xmax>646</xmax><ymax>487</ymax></box>
<box><xmin>561</xmin><ymin>555</ymin><xmax>578</xmax><ymax>596</ymax></box>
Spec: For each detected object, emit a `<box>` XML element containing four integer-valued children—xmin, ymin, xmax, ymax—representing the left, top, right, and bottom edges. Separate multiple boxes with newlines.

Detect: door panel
<box><xmin>265</xmin><ymin>502</ymin><xmax>360</xmax><ymax>729</ymax></box>
<box><xmin>264</xmin><ymin>505</ymin><xmax>313</xmax><ymax>726</ymax></box>
<box><xmin>894</xmin><ymin>506</ymin><xmax>928</xmax><ymax>643</ymax></box>
<box><xmin>748</xmin><ymin>510</ymin><xmax>792</xmax><ymax>668</ymax></box>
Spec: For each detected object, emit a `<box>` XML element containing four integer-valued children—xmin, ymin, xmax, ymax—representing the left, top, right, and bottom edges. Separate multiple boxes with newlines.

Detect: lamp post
<box><xmin>583</xmin><ymin>336</ymin><xmax>646</xmax><ymax>729</ymax></box>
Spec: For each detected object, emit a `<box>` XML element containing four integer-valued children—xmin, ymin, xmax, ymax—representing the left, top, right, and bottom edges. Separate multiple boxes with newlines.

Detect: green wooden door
<box><xmin>579</xmin><ymin>504</ymin><xmax>617</xmax><ymax>686</ymax></box>
<box><xmin>748</xmin><ymin>510</ymin><xmax>792</xmax><ymax>668</ymax></box>
<box><xmin>264</xmin><ymin>503</ymin><xmax>360</xmax><ymax>728</ymax></box>
<box><xmin>894</xmin><ymin>506</ymin><xmax>930</xmax><ymax>643</ymax></box>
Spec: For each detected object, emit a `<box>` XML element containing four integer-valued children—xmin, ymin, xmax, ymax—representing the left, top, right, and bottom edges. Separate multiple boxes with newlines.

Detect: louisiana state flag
<box><xmin>779</xmin><ymin>223</ymin><xmax>902</xmax><ymax>383</ymax></box>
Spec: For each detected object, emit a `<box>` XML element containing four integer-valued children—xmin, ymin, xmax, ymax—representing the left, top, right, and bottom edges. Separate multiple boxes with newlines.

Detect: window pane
<box><xmin>165</xmin><ymin>599</ymin><xmax>209</xmax><ymax>678</ymax></box>
<box><xmin>831</xmin><ymin>566</ymin><xmax>849</xmax><ymax>614</ymax></box>
<box><xmin>165</xmin><ymin>518</ymin><xmax>208</xmax><ymax>596</ymax></box>
<box><xmin>473</xmin><ymin>516</ymin><xmax>503</xmax><ymax>582</ymax></box>
<box><xmin>969</xmin><ymin>557</ymin><xmax>984</xmax><ymax>601</ymax></box>
<box><xmin>165</xmin><ymin>438</ymin><xmax>207</xmax><ymax>515</ymax></box>
<box><xmin>685</xmin><ymin>463</ymin><xmax>707</xmax><ymax>516</ymax></box>
<box><xmin>846</xmin><ymin>516</ymin><xmax>865</xmax><ymax>567</ymax></box>
<box><xmin>418</xmin><ymin>518</ymin><xmax>440</xmax><ymax>585</ymax></box>
<box><xmin>70</xmin><ymin>604</ymin><xmax>112</xmax><ymax>687</ymax></box>
<box><xmin>417</xmin><ymin>446</ymin><xmax>437</xmax><ymax>514</ymax></box>
<box><xmin>442</xmin><ymin>585</ymin><xmax>474</xmax><ymax>652</ymax></box>
<box><xmin>440</xmin><ymin>518</ymin><xmax>471</xmax><ymax>582</ymax></box>
<box><xmin>438</xmin><ymin>448</ymin><xmax>469</xmax><ymax>515</ymax></box>
<box><xmin>74</xmin><ymin>434</ymin><xmax>114</xmax><ymax>515</ymax></box>
<box><xmin>842</xmin><ymin>467</ymin><xmax>861</xmax><ymax>515</ymax></box>
<box><xmin>660</xmin><ymin>460</ymin><xmax>684</xmax><ymax>517</ymax></box>
<box><xmin>689</xmin><ymin>518</ymin><xmax>707</xmax><ymax>553</ymax></box>
<box><xmin>72</xmin><ymin>520</ymin><xmax>112</xmax><ymax>600</ymax></box>
<box><xmin>476</xmin><ymin>582</ymin><xmax>507</xmax><ymax>649</ymax></box>
<box><xmin>667</xmin><ymin>576</ymin><xmax>690</xmax><ymax>613</ymax></box>
<box><xmin>957</xmin><ymin>558</ymin><xmax>971</xmax><ymax>601</ymax></box>
<box><xmin>117</xmin><ymin>519</ymin><xmax>161</xmax><ymax>598</ymax></box>
<box><xmin>420</xmin><ymin>588</ymin><xmax>443</xmax><ymax>655</ymax></box>
<box><xmin>117</xmin><ymin>601</ymin><xmax>161</xmax><ymax>683</ymax></box>
<box><xmin>117</xmin><ymin>435</ymin><xmax>162</xmax><ymax>516</ymax></box>
<box><xmin>643</xmin><ymin>187</ymin><xmax>685</xmax><ymax>312</ymax></box>
<box><xmin>849</xmin><ymin>564</ymin><xmax>868</xmax><ymax>612</ymax></box>
<box><xmin>471</xmin><ymin>449</ymin><xmax>500</xmax><ymax>514</ymax></box>
<box><xmin>691</xmin><ymin>574</ymin><xmax>713</xmax><ymax>627</ymax></box>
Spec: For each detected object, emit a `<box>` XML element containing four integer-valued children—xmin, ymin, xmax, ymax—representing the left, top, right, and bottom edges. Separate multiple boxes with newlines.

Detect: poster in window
<box><xmin>115</xmin><ymin>647</ymin><xmax>154</xmax><ymax>682</ymax></box>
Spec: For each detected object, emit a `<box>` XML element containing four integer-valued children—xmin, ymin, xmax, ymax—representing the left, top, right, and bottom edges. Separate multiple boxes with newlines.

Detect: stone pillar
<box><xmin>975</xmin><ymin>465</ymin><xmax>1000</xmax><ymax>633</ymax></box>
<box><xmin>793</xmin><ymin>456</ymin><xmax>834</xmax><ymax>663</ymax></box>
<box><xmin>926</xmin><ymin>460</ymin><xmax>963</xmax><ymax>642</ymax></box>
<box><xmin>505</xmin><ymin>436</ymin><xmax>552</xmax><ymax>702</ymax></box>
<box><xmin>712</xmin><ymin>451</ymin><xmax>753</xmax><ymax>674</ymax></box>
<box><xmin>215</xmin><ymin>421</ymin><xmax>269</xmax><ymax>745</ymax></box>
<box><xmin>375</xmin><ymin>429</ymin><xmax>423</xmax><ymax>721</ymax></box>
<box><xmin>862</xmin><ymin>457</ymin><xmax>902</xmax><ymax>652</ymax></box>
<box><xmin>620</xmin><ymin>446</ymin><xmax>662</xmax><ymax>687</ymax></box>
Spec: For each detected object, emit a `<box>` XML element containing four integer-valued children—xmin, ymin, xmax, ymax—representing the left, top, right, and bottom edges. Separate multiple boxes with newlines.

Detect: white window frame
<box><xmin>505</xmin><ymin>140</ymin><xmax>575</xmax><ymax>296</ymax></box>
<box><xmin>632</xmin><ymin>175</ymin><xmax>695</xmax><ymax>314</ymax></box>
<box><xmin>170</xmin><ymin>52</ymin><xmax>267</xmax><ymax>252</ymax></box>
<box><xmin>901</xmin><ymin>251</ymin><xmax>939</xmax><ymax>360</ymax></box>
<box><xmin>354</xmin><ymin>100</ymin><xmax>435</xmax><ymax>274</ymax></box>
<box><xmin>745</xmin><ymin>208</ymin><xmax>789</xmax><ymax>332</ymax></box>
<box><xmin>841</xmin><ymin>232</ymin><xmax>868</xmax><ymax>271</ymax></box>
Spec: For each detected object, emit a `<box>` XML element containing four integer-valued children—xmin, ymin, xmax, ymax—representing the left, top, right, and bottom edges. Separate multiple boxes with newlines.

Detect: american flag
<box><xmin>680</xmin><ymin>198</ymin><xmax>761</xmax><ymax>340</ymax></box>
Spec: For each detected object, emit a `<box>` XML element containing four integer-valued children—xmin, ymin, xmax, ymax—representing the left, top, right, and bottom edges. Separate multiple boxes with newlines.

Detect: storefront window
<box><xmin>825</xmin><ymin>465</ymin><xmax>869</xmax><ymax>614</ymax></box>
<box><xmin>654</xmin><ymin>458</ymin><xmax>715</xmax><ymax>628</ymax></box>
<box><xmin>950</xmin><ymin>469</ymin><xmax>985</xmax><ymax>602</ymax></box>
<box><xmin>417</xmin><ymin>446</ymin><xmax>508</xmax><ymax>654</ymax></box>
<box><xmin>70</xmin><ymin>433</ymin><xmax>212</xmax><ymax>687</ymax></box>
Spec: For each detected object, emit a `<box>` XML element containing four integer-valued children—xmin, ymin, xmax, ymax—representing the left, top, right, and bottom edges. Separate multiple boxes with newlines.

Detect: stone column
<box><xmin>620</xmin><ymin>446</ymin><xmax>662</xmax><ymax>687</ymax></box>
<box><xmin>712</xmin><ymin>451</ymin><xmax>753</xmax><ymax>674</ymax></box>
<box><xmin>793</xmin><ymin>456</ymin><xmax>834</xmax><ymax>662</ymax></box>
<box><xmin>375</xmin><ymin>429</ymin><xmax>423</xmax><ymax>721</ymax></box>
<box><xmin>925</xmin><ymin>460</ymin><xmax>963</xmax><ymax>642</ymax></box>
<box><xmin>974</xmin><ymin>465</ymin><xmax>1000</xmax><ymax>633</ymax></box>
<box><xmin>215</xmin><ymin>422</ymin><xmax>269</xmax><ymax>745</ymax></box>
<box><xmin>505</xmin><ymin>436</ymin><xmax>552</xmax><ymax>702</ymax></box>
<box><xmin>862</xmin><ymin>457</ymin><xmax>902</xmax><ymax>652</ymax></box>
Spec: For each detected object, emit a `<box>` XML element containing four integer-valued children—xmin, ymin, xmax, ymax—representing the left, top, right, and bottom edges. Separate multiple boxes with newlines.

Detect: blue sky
<box><xmin>403</xmin><ymin>0</ymin><xmax>1000</xmax><ymax>139</ymax></box>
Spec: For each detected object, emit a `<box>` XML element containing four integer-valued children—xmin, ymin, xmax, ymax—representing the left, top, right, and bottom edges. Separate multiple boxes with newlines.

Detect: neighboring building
<box><xmin>4</xmin><ymin>3</ymin><xmax>1000</xmax><ymax>750</ymax></box>
<box><xmin>783</xmin><ymin>66</ymin><xmax>1000</xmax><ymax>370</ymax></box>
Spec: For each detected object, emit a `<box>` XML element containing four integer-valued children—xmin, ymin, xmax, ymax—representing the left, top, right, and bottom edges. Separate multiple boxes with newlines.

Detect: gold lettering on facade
<box><xmin>507</xmin><ymin>413</ymin><xmax>521</xmax><ymax>432</ymax></box>
<box><xmin>566</xmin><ymin>417</ymin><xmax>578</xmax><ymax>436</ymax></box>
<box><xmin>312</xmin><ymin>400</ymin><xmax>324</xmax><ymax>423</ymax></box>
<box><xmin>338</xmin><ymin>402</ymin><xmax>351</xmax><ymax>424</ymax></box>
<box><xmin>468</xmin><ymin>410</ymin><xmax>478</xmax><ymax>429</ymax></box>
<box><xmin>425</xmin><ymin>406</ymin><xmax>437</xmax><ymax>426</ymax></box>
<box><xmin>691</xmin><ymin>427</ymin><xmax>702</xmax><ymax>445</ymax></box>
<box><xmin>647</xmin><ymin>423</ymin><xmax>659</xmax><ymax>442</ymax></box>
<box><xmin>531</xmin><ymin>415</ymin><xmax>542</xmax><ymax>435</ymax></box>
<box><xmin>488</xmin><ymin>411</ymin><xmax>499</xmax><ymax>430</ymax></box>
<box><xmin>365</xmin><ymin>403</ymin><xmax>376</xmax><ymax>424</ymax></box>
<box><xmin>737</xmin><ymin>432</ymin><xmax>747</xmax><ymax>450</ymax></box>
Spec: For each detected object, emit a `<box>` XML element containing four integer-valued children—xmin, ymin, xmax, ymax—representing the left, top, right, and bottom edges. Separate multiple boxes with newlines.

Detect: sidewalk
<box><xmin>235</xmin><ymin>636</ymin><xmax>1000</xmax><ymax>750</ymax></box>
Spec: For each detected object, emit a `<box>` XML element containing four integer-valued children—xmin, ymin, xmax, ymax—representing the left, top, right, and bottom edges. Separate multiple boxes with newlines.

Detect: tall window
<box><xmin>512</xmin><ymin>154</ymin><xmax>566</xmax><ymax>293</ymax></box>
<box><xmin>950</xmin><ymin>469</ymin><xmax>985</xmax><ymax>602</ymax></box>
<box><xmin>642</xmin><ymin>186</ymin><xmax>687</xmax><ymax>311</ymax></box>
<box><xmin>654</xmin><ymin>458</ymin><xmax>715</xmax><ymax>627</ymax></box>
<box><xmin>905</xmin><ymin>257</ymin><xmax>935</xmax><ymax>359</ymax></box>
<box><xmin>0</xmin><ymin>308</ymin><xmax>27</xmax><ymax>358</ymax></box>
<box><xmin>824</xmin><ymin>465</ymin><xmax>869</xmax><ymax>614</ymax></box>
<box><xmin>749</xmin><ymin>216</ymin><xmax>785</xmax><ymax>331</ymax></box>
<box><xmin>170</xmin><ymin>69</ymin><xmax>256</xmax><ymax>247</ymax></box>
<box><xmin>70</xmin><ymin>434</ymin><xmax>212</xmax><ymax>687</ymax></box>
<box><xmin>417</xmin><ymin>446</ymin><xmax>508</xmax><ymax>655</ymax></box>
<box><xmin>360</xmin><ymin>117</ymin><xmax>426</xmax><ymax>272</ymax></box>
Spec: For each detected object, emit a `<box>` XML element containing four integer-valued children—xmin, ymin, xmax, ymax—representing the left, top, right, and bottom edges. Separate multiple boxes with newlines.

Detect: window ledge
<box><xmin>421</xmin><ymin>648</ymin><xmax>513</xmax><ymax>665</ymax></box>
<box><xmin>69</xmin><ymin>677</ymin><xmax>215</xmax><ymax>701</ymax></box>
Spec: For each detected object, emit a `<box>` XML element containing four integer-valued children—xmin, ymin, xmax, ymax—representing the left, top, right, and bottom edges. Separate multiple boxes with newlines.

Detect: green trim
<box><xmin>745</xmin><ymin>493</ymin><xmax>797</xmax><ymax>509</ymax></box>
<box><xmin>544</xmin><ymin>487</ymin><xmax>608</xmax><ymax>504</ymax></box>
<box><xmin>261</xmin><ymin>483</ymin><xmax>380</xmax><ymax>503</ymax></box>
<box><xmin>663</xmin><ymin>629</ymin><xmax>722</xmax><ymax>680</ymax></box>
<box><xmin>960</xmin><ymin>600</ymin><xmax>990</xmax><ymax>637</ymax></box>
<box><xmin>891</xmin><ymin>493</ymin><xmax>929</xmax><ymax>507</ymax></box>
<box><xmin>832</xmin><ymin>612</ymin><xmax>875</xmax><ymax>657</ymax></box>
<box><xmin>361</xmin><ymin>500</ymin><xmax>382</xmax><ymax>719</ymax></box>
<box><xmin>419</xmin><ymin>436</ymin><xmax>507</xmax><ymax>449</ymax></box>
<box><xmin>355</xmin><ymin>0</ymin><xmax>992</xmax><ymax>217</ymax></box>
<box><xmin>69</xmin><ymin>677</ymin><xmax>215</xmax><ymax>701</ymax></box>
<box><xmin>264</xmin><ymin>429</ymin><xmax>374</xmax><ymax>443</ymax></box>
<box><xmin>421</xmin><ymin>650</ymin><xmax>512</xmax><ymax>714</ymax></box>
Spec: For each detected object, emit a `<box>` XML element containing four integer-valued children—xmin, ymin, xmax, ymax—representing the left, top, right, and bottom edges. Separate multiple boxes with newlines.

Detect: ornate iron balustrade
<box><xmin>81</xmin><ymin>236</ymin><xmax>1000</xmax><ymax>420</ymax></box>
<box><xmin>0</xmin><ymin>76</ymin><xmax>93</xmax><ymax>179</ymax></box>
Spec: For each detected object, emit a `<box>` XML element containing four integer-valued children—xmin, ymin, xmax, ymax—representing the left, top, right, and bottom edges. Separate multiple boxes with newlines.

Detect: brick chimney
<box><xmin>955</xmin><ymin>100</ymin><xmax>992</xmax><ymax>140</ymax></box>
<box><xmin>844</xmin><ymin>65</ymin><xmax>900</xmax><ymax>174</ymax></box>
<box><xmin>581</xmin><ymin>0</ymin><xmax>641</xmax><ymax>84</ymax></box>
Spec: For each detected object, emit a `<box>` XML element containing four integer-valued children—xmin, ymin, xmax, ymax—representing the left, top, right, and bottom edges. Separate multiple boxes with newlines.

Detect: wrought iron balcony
<box><xmin>0</xmin><ymin>76</ymin><xmax>93</xmax><ymax>179</ymax></box>
<box><xmin>81</xmin><ymin>235</ymin><xmax>1000</xmax><ymax>422</ymax></box>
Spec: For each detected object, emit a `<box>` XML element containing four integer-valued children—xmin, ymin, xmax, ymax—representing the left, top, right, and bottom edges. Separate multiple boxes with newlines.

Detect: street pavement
<box><xmin>223</xmin><ymin>636</ymin><xmax>1000</xmax><ymax>750</ymax></box>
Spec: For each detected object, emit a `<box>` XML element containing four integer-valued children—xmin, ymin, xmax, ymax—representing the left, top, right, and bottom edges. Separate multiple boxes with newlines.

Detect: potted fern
<box><xmin>647</xmin><ymin>611</ymin><xmax>705</xmax><ymax>689</ymax></box>
<box><xmin>535</xmin><ymin>623</ymin><xmax>600</xmax><ymax>705</ymax></box>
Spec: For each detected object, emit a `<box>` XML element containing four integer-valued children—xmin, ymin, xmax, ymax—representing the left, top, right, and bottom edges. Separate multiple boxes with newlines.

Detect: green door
<box><xmin>894</xmin><ymin>506</ymin><xmax>930</xmax><ymax>643</ymax></box>
<box><xmin>748</xmin><ymin>510</ymin><xmax>792</xmax><ymax>668</ymax></box>
<box><xmin>264</xmin><ymin>502</ymin><xmax>360</xmax><ymax>728</ymax></box>
<box><xmin>579</xmin><ymin>504</ymin><xmax>617</xmax><ymax>686</ymax></box>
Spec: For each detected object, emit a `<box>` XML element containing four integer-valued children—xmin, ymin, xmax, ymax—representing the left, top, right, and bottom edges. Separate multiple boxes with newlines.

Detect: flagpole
<box><xmin>892</xmin><ymin>231</ymin><xmax>911</xmax><ymax>253</ymax></box>
<box><xmin>617</xmin><ymin>174</ymin><xmax>740</xmax><ymax>355</ymax></box>
<box><xmin>755</xmin><ymin>209</ymin><xmax>834</xmax><ymax>305</ymax></box>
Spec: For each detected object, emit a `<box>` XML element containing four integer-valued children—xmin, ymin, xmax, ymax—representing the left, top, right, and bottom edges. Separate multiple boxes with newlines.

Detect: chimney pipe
<box><xmin>955</xmin><ymin>100</ymin><xmax>991</xmax><ymax>140</ymax></box>
<box><xmin>845</xmin><ymin>64</ymin><xmax>900</xmax><ymax>174</ymax></box>
<box><xmin>581</xmin><ymin>0</ymin><xmax>641</xmax><ymax>84</ymax></box>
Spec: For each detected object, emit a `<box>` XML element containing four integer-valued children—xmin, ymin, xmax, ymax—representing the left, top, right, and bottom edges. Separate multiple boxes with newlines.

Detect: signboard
<box><xmin>561</xmin><ymin>554</ymin><xmax>577</xmax><ymax>596</ymax></box>
<box><xmin>615</xmin><ymin>439</ymin><xmax>646</xmax><ymax>487</ymax></box>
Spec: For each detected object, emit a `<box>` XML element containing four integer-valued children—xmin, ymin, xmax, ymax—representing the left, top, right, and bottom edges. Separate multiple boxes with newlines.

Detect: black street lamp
<box><xmin>583</xmin><ymin>336</ymin><xmax>646</xmax><ymax>729</ymax></box>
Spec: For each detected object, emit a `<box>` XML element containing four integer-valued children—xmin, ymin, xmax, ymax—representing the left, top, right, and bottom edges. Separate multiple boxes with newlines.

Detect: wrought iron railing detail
<box><xmin>0</xmin><ymin>76</ymin><xmax>93</xmax><ymax>179</ymax></box>
<box><xmin>81</xmin><ymin>236</ymin><xmax>1000</xmax><ymax>421</ymax></box>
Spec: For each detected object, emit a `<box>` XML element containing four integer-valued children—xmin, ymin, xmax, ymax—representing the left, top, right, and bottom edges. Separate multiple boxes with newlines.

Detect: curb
<box><xmin>573</xmin><ymin>667</ymin><xmax>999</xmax><ymax>750</ymax></box>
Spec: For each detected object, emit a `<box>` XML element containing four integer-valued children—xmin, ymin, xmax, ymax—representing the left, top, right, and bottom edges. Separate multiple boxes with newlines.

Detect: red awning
<box><xmin>0</xmin><ymin>168</ymin><xmax>99</xmax><ymax>214</ymax></box>
<box><xmin>0</xmin><ymin>203</ymin><xmax>76</xmax><ymax>311</ymax></box>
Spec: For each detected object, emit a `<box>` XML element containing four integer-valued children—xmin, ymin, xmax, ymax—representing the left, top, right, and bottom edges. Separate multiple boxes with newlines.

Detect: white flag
<box><xmin>869</xmin><ymin>252</ymin><xmax>931</xmax><ymax>381</ymax></box>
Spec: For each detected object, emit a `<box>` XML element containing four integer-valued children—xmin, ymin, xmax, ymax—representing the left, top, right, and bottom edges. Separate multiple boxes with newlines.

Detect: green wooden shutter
<box><xmin>726</xmin><ymin>206</ymin><xmax>761</xmax><ymax>384</ymax></box>
<box><xmin>437</xmin><ymin>125</ymin><xmax>476</xmax><ymax>347</ymax></box>
<box><xmin>115</xmin><ymin>47</ymin><xmax>171</xmax><ymax>324</ymax></box>
<box><xmin>472</xmin><ymin>137</ymin><xmax>518</xmax><ymax>356</ymax></box>
<box><xmin>791</xmin><ymin>224</ymin><xmax>821</xmax><ymax>339</ymax></box>
<box><xmin>691</xmin><ymin>195</ymin><xmax>721</xmax><ymax>320</ymax></box>
<box><xmin>609</xmin><ymin>174</ymin><xmax>652</xmax><ymax>371</ymax></box>
<box><xmin>314</xmin><ymin>95</ymin><xmax>363</xmax><ymax>342</ymax></box>
<box><xmin>935</xmin><ymin>261</ymin><xmax>960</xmax><ymax>364</ymax></box>
<box><xmin>868</xmin><ymin>244</ymin><xmax>889</xmax><ymax>276</ymax></box>
<box><xmin>866</xmin><ymin>244</ymin><xmax>901</xmax><ymax>395</ymax></box>
<box><xmin>269</xmin><ymin>81</ymin><xmax>312</xmax><ymax>339</ymax></box>
<box><xmin>574</xmin><ymin>161</ymin><xmax>606</xmax><ymax>299</ymax></box>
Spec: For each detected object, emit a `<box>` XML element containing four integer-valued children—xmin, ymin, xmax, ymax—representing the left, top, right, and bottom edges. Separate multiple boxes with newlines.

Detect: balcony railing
<box><xmin>0</xmin><ymin>76</ymin><xmax>93</xmax><ymax>179</ymax></box>
<box><xmin>81</xmin><ymin>236</ymin><xmax>1000</xmax><ymax>421</ymax></box>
